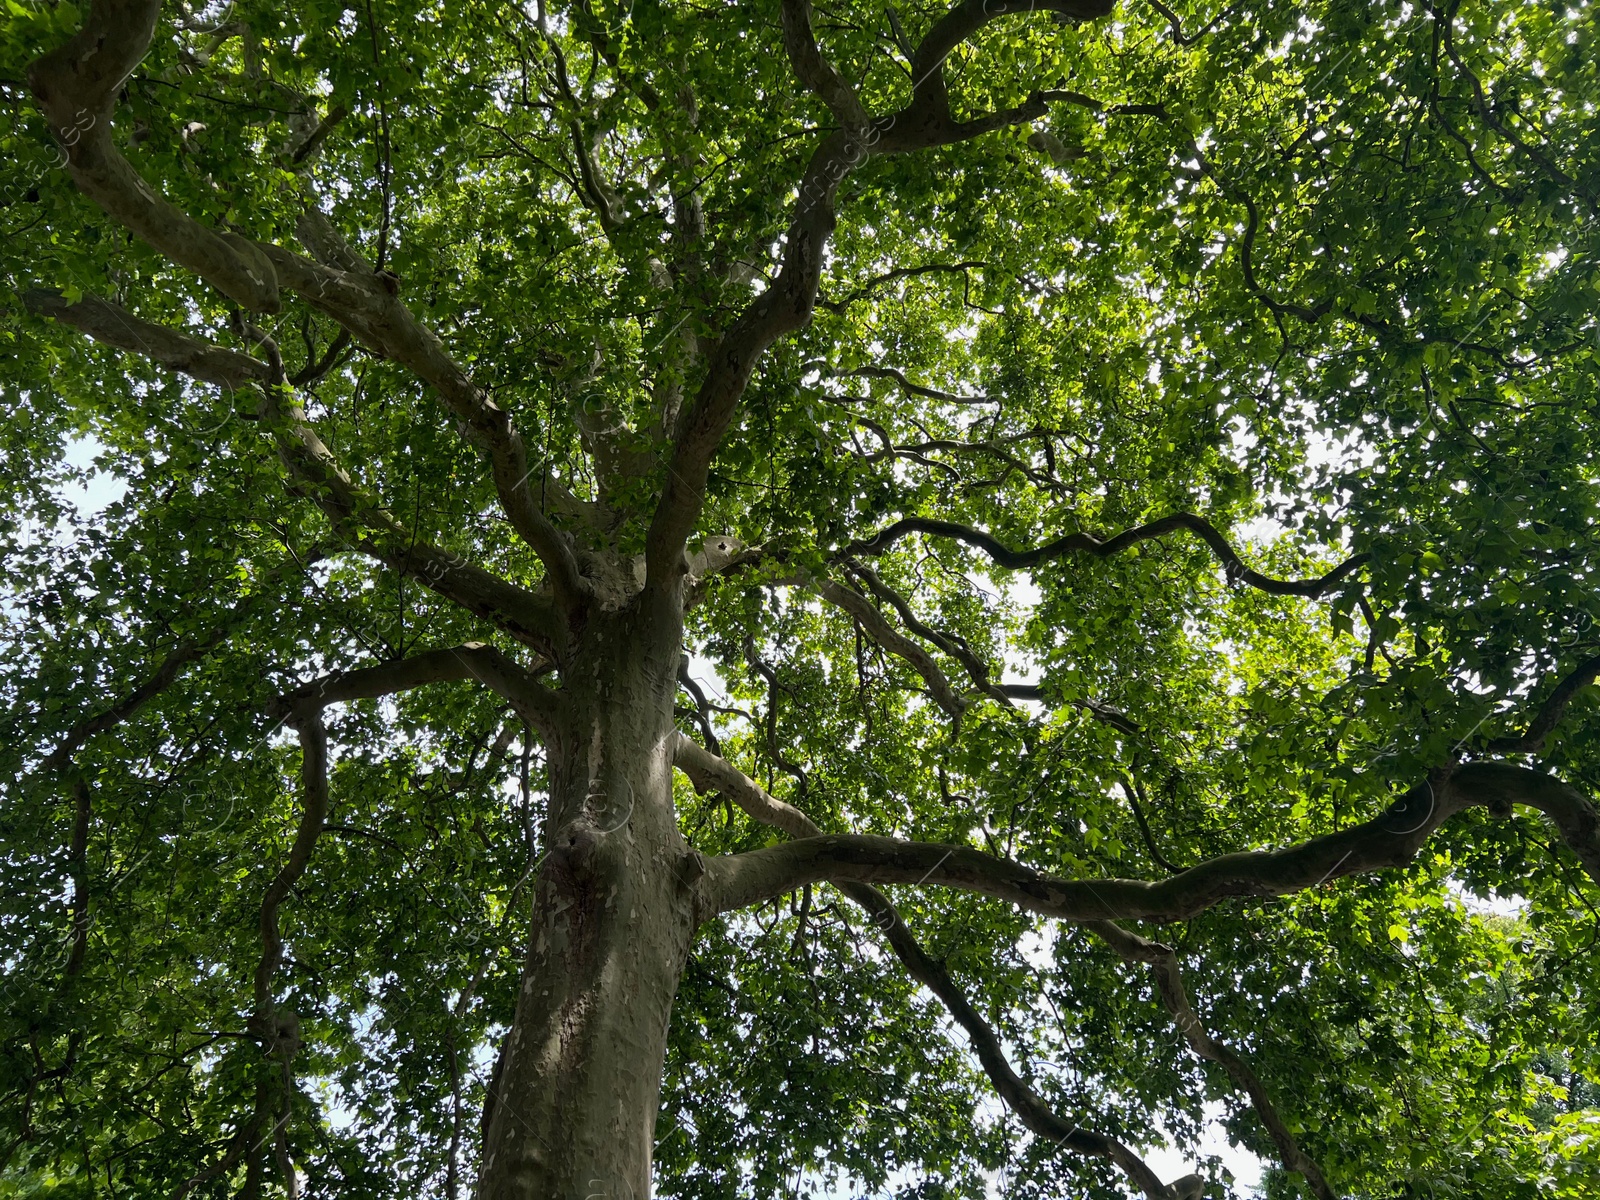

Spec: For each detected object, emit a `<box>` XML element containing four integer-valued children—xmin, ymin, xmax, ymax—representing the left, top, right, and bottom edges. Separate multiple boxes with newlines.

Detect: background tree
<box><xmin>3</xmin><ymin>0</ymin><xmax>1600</xmax><ymax>1197</ymax></box>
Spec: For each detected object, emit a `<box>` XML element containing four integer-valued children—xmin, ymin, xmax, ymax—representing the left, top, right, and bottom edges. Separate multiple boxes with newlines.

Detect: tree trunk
<box><xmin>476</xmin><ymin>602</ymin><xmax>700</xmax><ymax>1200</ymax></box>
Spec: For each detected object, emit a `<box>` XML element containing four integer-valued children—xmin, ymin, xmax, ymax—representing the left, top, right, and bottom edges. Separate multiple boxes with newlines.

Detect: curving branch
<box><xmin>234</xmin><ymin>703</ymin><xmax>328</xmax><ymax>1199</ymax></box>
<box><xmin>779</xmin><ymin>565</ymin><xmax>1140</xmax><ymax>731</ymax></box>
<box><xmin>36</xmin><ymin>551</ymin><xmax>321</xmax><ymax>778</ymax></box>
<box><xmin>704</xmin><ymin>762</ymin><xmax>1600</xmax><ymax>920</ymax></box>
<box><xmin>1091</xmin><ymin>920</ymin><xmax>1335</xmax><ymax>1199</ymax></box>
<box><xmin>24</xmin><ymin>286</ymin><xmax>563</xmax><ymax>651</ymax></box>
<box><xmin>26</xmin><ymin>1</ymin><xmax>585</xmax><ymax>613</ymax></box>
<box><xmin>271</xmin><ymin>643</ymin><xmax>561</xmax><ymax>738</ymax></box>
<box><xmin>817</xmin><ymin>261</ymin><xmax>988</xmax><ymax>314</ymax></box>
<box><xmin>844</xmin><ymin>512</ymin><xmax>1366</xmax><ymax>598</ymax></box>
<box><xmin>806</xmin><ymin>573</ymin><xmax>968</xmax><ymax>719</ymax></box>
<box><xmin>23</xmin><ymin>288</ymin><xmax>273</xmax><ymax>389</ymax></box>
<box><xmin>1001</xmin><ymin>684</ymin><xmax>1143</xmax><ymax>735</ymax></box>
<box><xmin>859</xmin><ymin>890</ymin><xmax>1179</xmax><ymax>1198</ymax></box>
<box><xmin>643</xmin><ymin>0</ymin><xmax>1115</xmax><ymax>592</ymax></box>
<box><xmin>831</xmin><ymin>364</ymin><xmax>997</xmax><ymax>406</ymax></box>
<box><xmin>1431</xmin><ymin>1</ymin><xmax>1594</xmax><ymax>214</ymax></box>
<box><xmin>1144</xmin><ymin>0</ymin><xmax>1235</xmax><ymax>47</ymax></box>
<box><xmin>845</xmin><ymin>561</ymin><xmax>1007</xmax><ymax>699</ymax></box>
<box><xmin>673</xmin><ymin>734</ymin><xmax>1183</xmax><ymax>1199</ymax></box>
<box><xmin>1487</xmin><ymin>653</ymin><xmax>1600</xmax><ymax>755</ymax></box>
<box><xmin>781</xmin><ymin>0</ymin><xmax>870</xmax><ymax>129</ymax></box>
<box><xmin>254</xmin><ymin>707</ymin><xmax>328</xmax><ymax>1019</ymax></box>
<box><xmin>901</xmin><ymin>0</ymin><xmax>1114</xmax><ymax>136</ymax></box>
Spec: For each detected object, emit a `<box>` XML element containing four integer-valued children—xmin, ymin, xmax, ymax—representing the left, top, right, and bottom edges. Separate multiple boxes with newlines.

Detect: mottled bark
<box><xmin>478</xmin><ymin>606</ymin><xmax>703</xmax><ymax>1200</ymax></box>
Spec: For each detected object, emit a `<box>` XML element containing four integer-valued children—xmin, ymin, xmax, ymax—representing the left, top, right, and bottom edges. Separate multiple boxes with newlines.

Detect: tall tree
<box><xmin>3</xmin><ymin>0</ymin><xmax>1599</xmax><ymax>1196</ymax></box>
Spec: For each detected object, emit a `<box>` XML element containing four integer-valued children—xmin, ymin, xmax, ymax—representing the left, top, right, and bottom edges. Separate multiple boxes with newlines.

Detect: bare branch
<box><xmin>1091</xmin><ymin>920</ymin><xmax>1336</xmax><ymax>1199</ymax></box>
<box><xmin>844</xmin><ymin>512</ymin><xmax>1366</xmax><ymax>599</ymax></box>
<box><xmin>704</xmin><ymin>762</ymin><xmax>1600</xmax><ymax>919</ymax></box>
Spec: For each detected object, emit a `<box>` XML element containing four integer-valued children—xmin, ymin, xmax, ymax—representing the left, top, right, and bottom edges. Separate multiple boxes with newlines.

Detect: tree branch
<box><xmin>831</xmin><ymin>364</ymin><xmax>997</xmax><ymax>405</ymax></box>
<box><xmin>27</xmin><ymin>0</ymin><xmax>279</xmax><ymax>312</ymax></box>
<box><xmin>1486</xmin><ymin>653</ymin><xmax>1600</xmax><ymax>755</ymax></box>
<box><xmin>817</xmin><ymin>261</ymin><xmax>988</xmax><ymax>314</ymax></box>
<box><xmin>844</xmin><ymin>512</ymin><xmax>1366</xmax><ymax>599</ymax></box>
<box><xmin>1091</xmin><ymin>920</ymin><xmax>1336</xmax><ymax>1199</ymax></box>
<box><xmin>27</xmin><ymin>2</ymin><xmax>585</xmax><ymax>613</ymax></box>
<box><xmin>23</xmin><ymin>288</ymin><xmax>272</xmax><ymax>390</ymax></box>
<box><xmin>1000</xmin><ymin>684</ymin><xmax>1143</xmax><ymax>735</ymax></box>
<box><xmin>704</xmin><ymin>762</ymin><xmax>1600</xmax><ymax>919</ymax></box>
<box><xmin>24</xmin><ymin>286</ymin><xmax>563</xmax><ymax>650</ymax></box>
<box><xmin>36</xmin><ymin>552</ymin><xmax>320</xmax><ymax>777</ymax></box>
<box><xmin>241</xmin><ymin>704</ymin><xmax>326</xmax><ymax>1199</ymax></box>
<box><xmin>270</xmin><ymin>643</ymin><xmax>561</xmax><ymax>738</ymax></box>
<box><xmin>805</xmin><ymin>573</ymin><xmax>968</xmax><ymax>719</ymax></box>
<box><xmin>672</xmin><ymin>733</ymin><xmax>1183</xmax><ymax>1199</ymax></box>
<box><xmin>254</xmin><ymin>706</ymin><xmax>328</xmax><ymax>1018</ymax></box>
<box><xmin>781</xmin><ymin>0</ymin><xmax>870</xmax><ymax>129</ymax></box>
<box><xmin>643</xmin><ymin>0</ymin><xmax>1115</xmax><ymax>593</ymax></box>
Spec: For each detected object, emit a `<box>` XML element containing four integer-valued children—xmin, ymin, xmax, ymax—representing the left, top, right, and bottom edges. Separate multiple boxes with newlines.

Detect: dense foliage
<box><xmin>3</xmin><ymin>0</ymin><xmax>1600</xmax><ymax>1196</ymax></box>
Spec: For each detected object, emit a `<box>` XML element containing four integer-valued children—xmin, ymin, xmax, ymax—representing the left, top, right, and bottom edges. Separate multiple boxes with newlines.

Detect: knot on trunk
<box><xmin>247</xmin><ymin>1008</ymin><xmax>302</xmax><ymax>1060</ymax></box>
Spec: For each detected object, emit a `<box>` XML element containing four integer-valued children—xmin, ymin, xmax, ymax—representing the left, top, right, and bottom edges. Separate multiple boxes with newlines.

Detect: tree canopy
<box><xmin>3</xmin><ymin>0</ymin><xmax>1600</xmax><ymax>1197</ymax></box>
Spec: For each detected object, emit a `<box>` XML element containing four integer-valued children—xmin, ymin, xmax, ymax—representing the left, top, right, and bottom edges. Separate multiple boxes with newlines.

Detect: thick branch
<box><xmin>781</xmin><ymin>0</ymin><xmax>870</xmax><ymax>128</ymax></box>
<box><xmin>27</xmin><ymin>0</ymin><xmax>279</xmax><ymax>312</ymax></box>
<box><xmin>25</xmin><ymin>286</ymin><xmax>561</xmax><ymax>650</ymax></box>
<box><xmin>845</xmin><ymin>512</ymin><xmax>1366</xmax><ymax>599</ymax></box>
<box><xmin>903</xmin><ymin>0</ymin><xmax>1113</xmax><ymax>131</ymax></box>
<box><xmin>705</xmin><ymin>762</ymin><xmax>1600</xmax><ymax>919</ymax></box>
<box><xmin>27</xmin><ymin>3</ymin><xmax>584</xmax><ymax>610</ymax></box>
<box><xmin>251</xmin><ymin>369</ymin><xmax>567</xmax><ymax>652</ymax></box>
<box><xmin>271</xmin><ymin>643</ymin><xmax>560</xmax><ymax>737</ymax></box>
<box><xmin>672</xmin><ymin>734</ymin><xmax>1180</xmax><ymax>1199</ymax></box>
<box><xmin>644</xmin><ymin>0</ymin><xmax>1115</xmax><ymax>591</ymax></box>
<box><xmin>23</xmin><ymin>288</ymin><xmax>272</xmax><ymax>390</ymax></box>
<box><xmin>261</xmin><ymin>231</ymin><xmax>586</xmax><ymax>615</ymax></box>
<box><xmin>1091</xmin><ymin>920</ymin><xmax>1336</xmax><ymax>1199</ymax></box>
